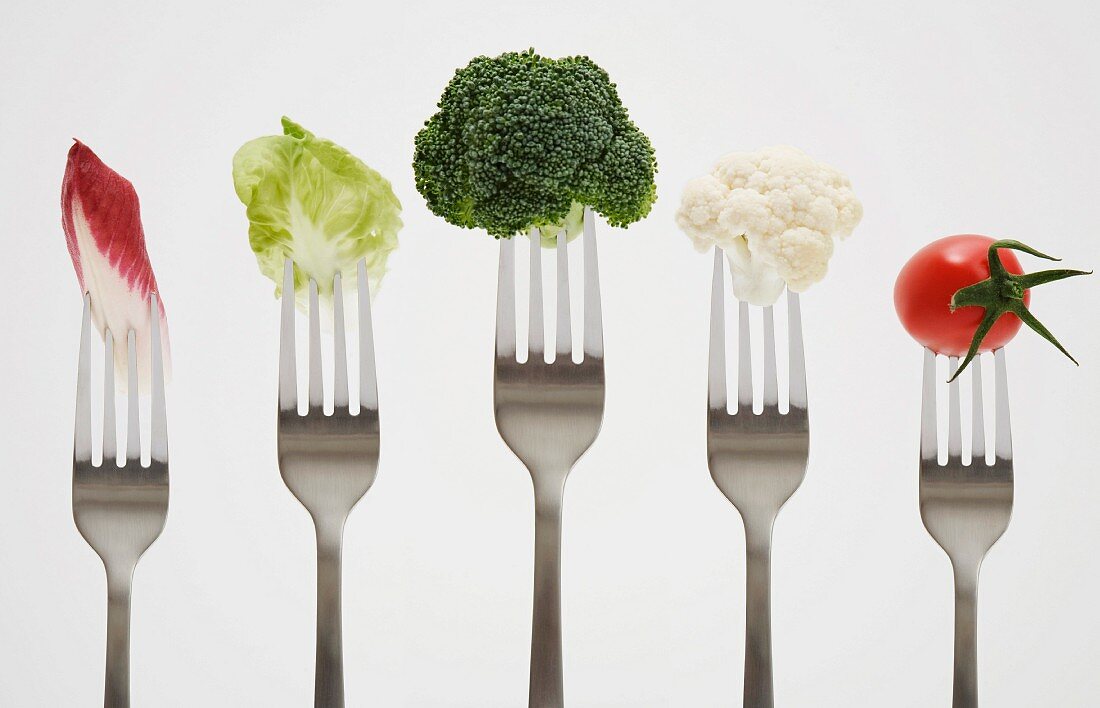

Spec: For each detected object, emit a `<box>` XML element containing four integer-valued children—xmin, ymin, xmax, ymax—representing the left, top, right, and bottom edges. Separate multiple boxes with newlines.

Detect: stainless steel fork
<box><xmin>706</xmin><ymin>248</ymin><xmax>809</xmax><ymax>708</ymax></box>
<box><xmin>918</xmin><ymin>348</ymin><xmax>1013</xmax><ymax>708</ymax></box>
<box><xmin>72</xmin><ymin>294</ymin><xmax>169</xmax><ymax>708</ymax></box>
<box><xmin>494</xmin><ymin>207</ymin><xmax>605</xmax><ymax>708</ymax></box>
<box><xmin>276</xmin><ymin>259</ymin><xmax>380</xmax><ymax>708</ymax></box>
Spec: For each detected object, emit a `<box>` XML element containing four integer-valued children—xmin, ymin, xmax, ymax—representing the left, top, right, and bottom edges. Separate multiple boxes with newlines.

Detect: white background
<box><xmin>1</xmin><ymin>0</ymin><xmax>1098</xmax><ymax>705</ymax></box>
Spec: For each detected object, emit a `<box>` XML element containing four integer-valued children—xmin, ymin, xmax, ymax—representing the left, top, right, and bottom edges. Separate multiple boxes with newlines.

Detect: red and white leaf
<box><xmin>62</xmin><ymin>140</ymin><xmax>170</xmax><ymax>389</ymax></box>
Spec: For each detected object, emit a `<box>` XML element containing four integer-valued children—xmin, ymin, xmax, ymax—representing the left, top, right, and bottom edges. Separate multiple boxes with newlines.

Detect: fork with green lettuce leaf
<box><xmin>232</xmin><ymin>118</ymin><xmax>401</xmax><ymax>707</ymax></box>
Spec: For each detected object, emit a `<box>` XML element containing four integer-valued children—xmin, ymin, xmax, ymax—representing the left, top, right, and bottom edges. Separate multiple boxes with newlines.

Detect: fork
<box><xmin>706</xmin><ymin>248</ymin><xmax>809</xmax><ymax>708</ymax></box>
<box><xmin>494</xmin><ymin>207</ymin><xmax>605</xmax><ymax>708</ymax></box>
<box><xmin>918</xmin><ymin>348</ymin><xmax>1013</xmax><ymax>708</ymax></box>
<box><xmin>72</xmin><ymin>294</ymin><xmax>169</xmax><ymax>708</ymax></box>
<box><xmin>276</xmin><ymin>259</ymin><xmax>380</xmax><ymax>708</ymax></box>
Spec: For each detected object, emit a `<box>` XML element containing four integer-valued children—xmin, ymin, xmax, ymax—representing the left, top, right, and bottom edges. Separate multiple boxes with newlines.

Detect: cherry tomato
<box><xmin>894</xmin><ymin>234</ymin><xmax>1029</xmax><ymax>356</ymax></box>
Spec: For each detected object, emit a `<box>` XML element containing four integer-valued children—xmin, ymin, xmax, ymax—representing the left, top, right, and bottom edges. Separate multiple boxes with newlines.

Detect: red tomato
<box><xmin>894</xmin><ymin>235</ymin><xmax>1030</xmax><ymax>356</ymax></box>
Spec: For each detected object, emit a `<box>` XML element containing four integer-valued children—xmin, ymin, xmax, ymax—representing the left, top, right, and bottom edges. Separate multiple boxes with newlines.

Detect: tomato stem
<box><xmin>946</xmin><ymin>240</ymin><xmax>1091</xmax><ymax>382</ymax></box>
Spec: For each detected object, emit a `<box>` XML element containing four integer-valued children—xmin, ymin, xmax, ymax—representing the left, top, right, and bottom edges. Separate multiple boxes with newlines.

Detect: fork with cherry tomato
<box><xmin>895</xmin><ymin>234</ymin><xmax>1088</xmax><ymax>705</ymax></box>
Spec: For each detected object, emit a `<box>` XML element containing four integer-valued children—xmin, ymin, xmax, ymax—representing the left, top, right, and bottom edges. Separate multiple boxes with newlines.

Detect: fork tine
<box><xmin>125</xmin><ymin>329</ymin><xmax>140</xmax><ymax>462</ymax></box>
<box><xmin>529</xmin><ymin>228</ymin><xmax>545</xmax><ymax>360</ymax></box>
<box><xmin>737</xmin><ymin>301</ymin><xmax>753</xmax><ymax>411</ymax></box>
<box><xmin>994</xmin><ymin>348</ymin><xmax>1012</xmax><ymax>461</ymax></box>
<box><xmin>358</xmin><ymin>259</ymin><xmax>379</xmax><ymax>412</ymax></box>
<box><xmin>333</xmin><ymin>273</ymin><xmax>349</xmax><ymax>409</ymax></box>
<box><xmin>555</xmin><ymin>228</ymin><xmax>571</xmax><ymax>360</ymax></box>
<box><xmin>708</xmin><ymin>248</ymin><xmax>727</xmax><ymax>412</ymax></box>
<box><xmin>496</xmin><ymin>238</ymin><xmax>517</xmax><ymax>360</ymax></box>
<box><xmin>971</xmin><ymin>355</ymin><xmax>986</xmax><ymax>463</ymax></box>
<box><xmin>762</xmin><ymin>306</ymin><xmax>779</xmax><ymax>408</ymax></box>
<box><xmin>947</xmin><ymin>356</ymin><xmax>962</xmax><ymax>459</ymax></box>
<box><xmin>74</xmin><ymin>294</ymin><xmax>93</xmax><ymax>463</ymax></box>
<box><xmin>103</xmin><ymin>330</ymin><xmax>116</xmax><ymax>465</ymax></box>
<box><xmin>150</xmin><ymin>295</ymin><xmax>168</xmax><ymax>463</ymax></box>
<box><xmin>279</xmin><ymin>259</ymin><xmax>297</xmax><ymax>412</ymax></box>
<box><xmin>582</xmin><ymin>207</ymin><xmax>603</xmax><ymax>360</ymax></box>
<box><xmin>787</xmin><ymin>291</ymin><xmax>807</xmax><ymax>409</ymax></box>
<box><xmin>308</xmin><ymin>279</ymin><xmax>322</xmax><ymax>411</ymax></box>
<box><xmin>920</xmin><ymin>347</ymin><xmax>937</xmax><ymax>462</ymax></box>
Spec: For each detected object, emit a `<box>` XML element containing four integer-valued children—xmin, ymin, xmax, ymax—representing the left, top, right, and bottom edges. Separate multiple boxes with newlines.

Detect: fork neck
<box><xmin>313</xmin><ymin>515</ymin><xmax>346</xmax><ymax>553</ymax></box>
<box><xmin>951</xmin><ymin>558</ymin><xmax>981</xmax><ymax>595</ymax></box>
<box><xmin>531</xmin><ymin>472</ymin><xmax>568</xmax><ymax>507</ymax></box>
<box><xmin>313</xmin><ymin>516</ymin><xmax>346</xmax><ymax>708</ymax></box>
<box><xmin>739</xmin><ymin>509</ymin><xmax>777</xmax><ymax>546</ymax></box>
<box><xmin>105</xmin><ymin>562</ymin><xmax>136</xmax><ymax>593</ymax></box>
<box><xmin>950</xmin><ymin>559</ymin><xmax>981</xmax><ymax>708</ymax></box>
<box><xmin>103</xmin><ymin>563</ymin><xmax>135</xmax><ymax>708</ymax></box>
<box><xmin>528</xmin><ymin>471</ymin><xmax>566</xmax><ymax>708</ymax></box>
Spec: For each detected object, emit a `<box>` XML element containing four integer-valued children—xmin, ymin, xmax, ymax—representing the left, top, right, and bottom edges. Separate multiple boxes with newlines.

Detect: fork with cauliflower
<box><xmin>676</xmin><ymin>146</ymin><xmax>862</xmax><ymax>305</ymax></box>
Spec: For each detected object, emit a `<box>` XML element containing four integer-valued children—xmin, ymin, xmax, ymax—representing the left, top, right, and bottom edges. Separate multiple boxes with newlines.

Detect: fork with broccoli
<box><xmin>413</xmin><ymin>49</ymin><xmax>657</xmax><ymax>707</ymax></box>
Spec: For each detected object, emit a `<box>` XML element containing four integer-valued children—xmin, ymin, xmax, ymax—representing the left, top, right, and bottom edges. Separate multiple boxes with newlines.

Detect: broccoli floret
<box><xmin>413</xmin><ymin>49</ymin><xmax>658</xmax><ymax>239</ymax></box>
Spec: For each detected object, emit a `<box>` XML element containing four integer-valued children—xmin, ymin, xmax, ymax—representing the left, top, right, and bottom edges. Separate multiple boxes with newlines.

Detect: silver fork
<box><xmin>494</xmin><ymin>207</ymin><xmax>605</xmax><ymax>708</ymax></box>
<box><xmin>72</xmin><ymin>294</ymin><xmax>169</xmax><ymax>708</ymax></box>
<box><xmin>706</xmin><ymin>248</ymin><xmax>809</xmax><ymax>708</ymax></box>
<box><xmin>276</xmin><ymin>259</ymin><xmax>380</xmax><ymax>708</ymax></box>
<box><xmin>918</xmin><ymin>348</ymin><xmax>1013</xmax><ymax>708</ymax></box>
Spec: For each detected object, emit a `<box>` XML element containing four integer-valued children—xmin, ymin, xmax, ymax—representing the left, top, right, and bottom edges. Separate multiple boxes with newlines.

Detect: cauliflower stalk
<box><xmin>676</xmin><ymin>146</ymin><xmax>862</xmax><ymax>305</ymax></box>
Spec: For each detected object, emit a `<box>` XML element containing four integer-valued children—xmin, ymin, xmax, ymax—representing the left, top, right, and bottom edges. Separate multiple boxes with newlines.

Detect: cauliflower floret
<box><xmin>675</xmin><ymin>175</ymin><xmax>731</xmax><ymax>252</ymax></box>
<box><xmin>676</xmin><ymin>146</ymin><xmax>862</xmax><ymax>305</ymax></box>
<box><xmin>770</xmin><ymin>227</ymin><xmax>835</xmax><ymax>291</ymax></box>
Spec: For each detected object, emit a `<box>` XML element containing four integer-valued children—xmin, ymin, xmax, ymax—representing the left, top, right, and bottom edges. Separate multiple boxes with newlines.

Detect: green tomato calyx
<box><xmin>947</xmin><ymin>239</ymin><xmax>1091</xmax><ymax>382</ymax></box>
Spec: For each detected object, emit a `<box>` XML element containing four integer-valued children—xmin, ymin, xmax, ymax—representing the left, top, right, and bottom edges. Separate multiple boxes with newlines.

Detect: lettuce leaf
<box><xmin>232</xmin><ymin>117</ymin><xmax>402</xmax><ymax>301</ymax></box>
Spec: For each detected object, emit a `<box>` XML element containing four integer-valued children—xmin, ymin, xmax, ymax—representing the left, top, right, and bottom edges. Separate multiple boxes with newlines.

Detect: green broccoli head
<box><xmin>413</xmin><ymin>49</ymin><xmax>658</xmax><ymax>239</ymax></box>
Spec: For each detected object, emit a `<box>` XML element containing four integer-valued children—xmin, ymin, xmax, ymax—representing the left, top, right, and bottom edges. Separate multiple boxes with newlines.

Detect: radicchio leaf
<box><xmin>62</xmin><ymin>140</ymin><xmax>170</xmax><ymax>390</ymax></box>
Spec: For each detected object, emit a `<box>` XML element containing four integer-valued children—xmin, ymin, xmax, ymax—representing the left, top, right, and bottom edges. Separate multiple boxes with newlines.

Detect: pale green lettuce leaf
<box><xmin>232</xmin><ymin>117</ymin><xmax>402</xmax><ymax>301</ymax></box>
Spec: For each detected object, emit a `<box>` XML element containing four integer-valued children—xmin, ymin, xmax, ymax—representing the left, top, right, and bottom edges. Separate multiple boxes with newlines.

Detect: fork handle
<box><xmin>315</xmin><ymin>520</ymin><xmax>346</xmax><ymax>708</ymax></box>
<box><xmin>952</xmin><ymin>563</ymin><xmax>980</xmax><ymax>708</ymax></box>
<box><xmin>104</xmin><ymin>565</ymin><xmax>134</xmax><ymax>708</ymax></box>
<box><xmin>529</xmin><ymin>488</ymin><xmax>565</xmax><ymax>708</ymax></box>
<box><xmin>743</xmin><ymin>520</ymin><xmax>775</xmax><ymax>708</ymax></box>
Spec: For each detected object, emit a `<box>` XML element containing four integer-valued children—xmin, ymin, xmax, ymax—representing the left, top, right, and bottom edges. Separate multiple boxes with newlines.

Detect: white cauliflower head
<box><xmin>675</xmin><ymin>146</ymin><xmax>862</xmax><ymax>305</ymax></box>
